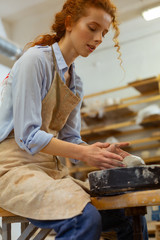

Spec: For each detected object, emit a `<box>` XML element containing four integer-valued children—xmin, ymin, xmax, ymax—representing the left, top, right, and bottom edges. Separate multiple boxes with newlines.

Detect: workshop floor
<box><xmin>45</xmin><ymin>238</ymin><xmax>105</xmax><ymax>240</ymax></box>
<box><xmin>45</xmin><ymin>237</ymin><xmax>155</xmax><ymax>240</ymax></box>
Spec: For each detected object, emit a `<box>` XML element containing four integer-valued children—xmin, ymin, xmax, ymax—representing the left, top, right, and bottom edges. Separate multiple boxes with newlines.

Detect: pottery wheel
<box><xmin>88</xmin><ymin>165</ymin><xmax>160</xmax><ymax>196</ymax></box>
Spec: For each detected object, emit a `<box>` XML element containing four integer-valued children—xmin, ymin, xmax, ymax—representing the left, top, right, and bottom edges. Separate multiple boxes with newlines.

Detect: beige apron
<box><xmin>0</xmin><ymin>46</ymin><xmax>90</xmax><ymax>220</ymax></box>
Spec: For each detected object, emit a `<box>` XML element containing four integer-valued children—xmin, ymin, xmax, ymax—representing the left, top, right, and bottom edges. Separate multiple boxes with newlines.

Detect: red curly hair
<box><xmin>24</xmin><ymin>0</ymin><xmax>121</xmax><ymax>63</ymax></box>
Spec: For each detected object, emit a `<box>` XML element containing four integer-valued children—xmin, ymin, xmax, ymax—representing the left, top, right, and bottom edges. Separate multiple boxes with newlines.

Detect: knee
<box><xmin>83</xmin><ymin>203</ymin><xmax>102</xmax><ymax>229</ymax></box>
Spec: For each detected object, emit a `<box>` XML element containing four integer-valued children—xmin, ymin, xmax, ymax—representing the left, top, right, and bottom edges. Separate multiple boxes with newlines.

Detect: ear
<box><xmin>65</xmin><ymin>15</ymin><xmax>72</xmax><ymax>32</ymax></box>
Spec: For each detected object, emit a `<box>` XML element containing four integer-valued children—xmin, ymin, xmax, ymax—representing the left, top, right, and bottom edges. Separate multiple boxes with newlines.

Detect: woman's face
<box><xmin>68</xmin><ymin>7</ymin><xmax>112</xmax><ymax>57</ymax></box>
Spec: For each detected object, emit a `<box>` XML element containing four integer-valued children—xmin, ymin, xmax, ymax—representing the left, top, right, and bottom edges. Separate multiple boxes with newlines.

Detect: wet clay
<box><xmin>123</xmin><ymin>155</ymin><xmax>145</xmax><ymax>167</ymax></box>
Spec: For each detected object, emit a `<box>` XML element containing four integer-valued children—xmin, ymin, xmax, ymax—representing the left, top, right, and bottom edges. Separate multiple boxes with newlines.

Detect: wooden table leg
<box><xmin>125</xmin><ymin>206</ymin><xmax>147</xmax><ymax>240</ymax></box>
<box><xmin>2</xmin><ymin>222</ymin><xmax>11</xmax><ymax>240</ymax></box>
<box><xmin>156</xmin><ymin>223</ymin><xmax>160</xmax><ymax>240</ymax></box>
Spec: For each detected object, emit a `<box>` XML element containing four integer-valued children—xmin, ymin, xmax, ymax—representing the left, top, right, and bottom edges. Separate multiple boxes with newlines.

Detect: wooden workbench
<box><xmin>91</xmin><ymin>189</ymin><xmax>160</xmax><ymax>240</ymax></box>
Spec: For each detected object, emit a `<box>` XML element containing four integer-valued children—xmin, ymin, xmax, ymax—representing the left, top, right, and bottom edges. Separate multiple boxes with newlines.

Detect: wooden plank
<box><xmin>2</xmin><ymin>216</ymin><xmax>28</xmax><ymax>224</ymax></box>
<box><xmin>2</xmin><ymin>222</ymin><xmax>11</xmax><ymax>240</ymax></box>
<box><xmin>84</xmin><ymin>84</ymin><xmax>129</xmax><ymax>99</ymax></box>
<box><xmin>125</xmin><ymin>143</ymin><xmax>160</xmax><ymax>152</ymax></box>
<box><xmin>33</xmin><ymin>229</ymin><xmax>52</xmax><ymax>240</ymax></box>
<box><xmin>83</xmin><ymin>76</ymin><xmax>160</xmax><ymax>99</ymax></box>
<box><xmin>82</xmin><ymin>125</ymin><xmax>160</xmax><ymax>142</ymax></box>
<box><xmin>91</xmin><ymin>189</ymin><xmax>160</xmax><ymax>210</ymax></box>
<box><xmin>128</xmin><ymin>76</ymin><xmax>160</xmax><ymax>88</ymax></box>
<box><xmin>133</xmin><ymin>82</ymin><xmax>159</xmax><ymax>94</ymax></box>
<box><xmin>129</xmin><ymin>136</ymin><xmax>160</xmax><ymax>145</ymax></box>
<box><xmin>158</xmin><ymin>80</ymin><xmax>160</xmax><ymax>94</ymax></box>
<box><xmin>82</xmin><ymin>129</ymin><xmax>122</xmax><ymax>142</ymax></box>
<box><xmin>144</xmin><ymin>156</ymin><xmax>160</xmax><ymax>164</ymax></box>
<box><xmin>82</xmin><ymin>95</ymin><xmax>160</xmax><ymax>117</ymax></box>
<box><xmin>81</xmin><ymin>119</ymin><xmax>136</xmax><ymax>135</ymax></box>
<box><xmin>0</xmin><ymin>208</ymin><xmax>16</xmax><ymax>217</ymax></box>
<box><xmin>121</xmin><ymin>90</ymin><xmax>158</xmax><ymax>102</ymax></box>
<box><xmin>81</xmin><ymin>115</ymin><xmax>160</xmax><ymax>136</ymax></box>
<box><xmin>21</xmin><ymin>222</ymin><xmax>29</xmax><ymax>233</ymax></box>
<box><xmin>17</xmin><ymin>224</ymin><xmax>38</xmax><ymax>240</ymax></box>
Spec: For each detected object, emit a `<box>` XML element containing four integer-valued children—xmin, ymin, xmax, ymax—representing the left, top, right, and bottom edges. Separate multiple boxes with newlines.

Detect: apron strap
<box><xmin>51</xmin><ymin>45</ymin><xmax>59</xmax><ymax>72</ymax></box>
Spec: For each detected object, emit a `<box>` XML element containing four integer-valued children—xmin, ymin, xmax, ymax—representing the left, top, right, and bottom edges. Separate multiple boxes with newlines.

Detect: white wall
<box><xmin>75</xmin><ymin>16</ymin><xmax>160</xmax><ymax>97</ymax></box>
<box><xmin>10</xmin><ymin>2</ymin><xmax>63</xmax><ymax>48</ymax></box>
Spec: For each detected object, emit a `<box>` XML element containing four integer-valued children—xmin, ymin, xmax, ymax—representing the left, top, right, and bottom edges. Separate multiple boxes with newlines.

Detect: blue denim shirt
<box><xmin>0</xmin><ymin>43</ymin><xmax>85</xmax><ymax>160</ymax></box>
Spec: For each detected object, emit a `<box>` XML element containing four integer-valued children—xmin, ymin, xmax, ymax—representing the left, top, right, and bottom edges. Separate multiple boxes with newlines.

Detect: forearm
<box><xmin>79</xmin><ymin>142</ymin><xmax>88</xmax><ymax>146</ymax></box>
<box><xmin>40</xmin><ymin>139</ymin><xmax>125</xmax><ymax>169</ymax></box>
<box><xmin>40</xmin><ymin>137</ymin><xmax>84</xmax><ymax>160</ymax></box>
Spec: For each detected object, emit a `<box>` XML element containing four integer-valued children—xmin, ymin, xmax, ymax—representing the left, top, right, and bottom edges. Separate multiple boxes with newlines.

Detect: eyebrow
<box><xmin>89</xmin><ymin>21</ymin><xmax>109</xmax><ymax>32</ymax></box>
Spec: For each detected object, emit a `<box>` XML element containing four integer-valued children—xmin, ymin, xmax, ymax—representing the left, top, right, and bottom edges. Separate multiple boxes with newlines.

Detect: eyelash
<box><xmin>89</xmin><ymin>27</ymin><xmax>106</xmax><ymax>39</ymax></box>
<box><xmin>88</xmin><ymin>26</ymin><xmax>96</xmax><ymax>32</ymax></box>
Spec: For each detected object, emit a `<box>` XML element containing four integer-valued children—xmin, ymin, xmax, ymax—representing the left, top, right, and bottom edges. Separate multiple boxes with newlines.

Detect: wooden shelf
<box><xmin>129</xmin><ymin>135</ymin><xmax>160</xmax><ymax>146</ymax></box>
<box><xmin>81</xmin><ymin>95</ymin><xmax>160</xmax><ymax>118</ymax></box>
<box><xmin>81</xmin><ymin>114</ymin><xmax>160</xmax><ymax>137</ymax></box>
<box><xmin>83</xmin><ymin>75</ymin><xmax>160</xmax><ymax>99</ymax></box>
<box><xmin>145</xmin><ymin>156</ymin><xmax>160</xmax><ymax>164</ymax></box>
<box><xmin>128</xmin><ymin>76</ymin><xmax>160</xmax><ymax>94</ymax></box>
<box><xmin>67</xmin><ymin>75</ymin><xmax>160</xmax><ymax>178</ymax></box>
<box><xmin>140</xmin><ymin>114</ymin><xmax>160</xmax><ymax>128</ymax></box>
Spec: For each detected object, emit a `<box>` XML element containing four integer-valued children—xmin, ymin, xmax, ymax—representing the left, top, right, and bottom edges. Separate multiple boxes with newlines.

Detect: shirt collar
<box><xmin>52</xmin><ymin>42</ymin><xmax>76</xmax><ymax>92</ymax></box>
<box><xmin>52</xmin><ymin>42</ymin><xmax>68</xmax><ymax>72</ymax></box>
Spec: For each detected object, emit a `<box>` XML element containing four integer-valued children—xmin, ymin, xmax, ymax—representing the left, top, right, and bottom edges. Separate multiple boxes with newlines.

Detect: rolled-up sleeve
<box><xmin>12</xmin><ymin>49</ymin><xmax>53</xmax><ymax>154</ymax></box>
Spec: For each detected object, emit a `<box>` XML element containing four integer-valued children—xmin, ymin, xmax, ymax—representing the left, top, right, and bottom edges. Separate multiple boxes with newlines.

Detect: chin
<box><xmin>80</xmin><ymin>51</ymin><xmax>91</xmax><ymax>58</ymax></box>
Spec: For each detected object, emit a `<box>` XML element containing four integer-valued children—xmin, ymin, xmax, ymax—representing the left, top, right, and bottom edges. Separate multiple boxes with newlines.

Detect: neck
<box><xmin>58</xmin><ymin>37</ymin><xmax>79</xmax><ymax>67</ymax></box>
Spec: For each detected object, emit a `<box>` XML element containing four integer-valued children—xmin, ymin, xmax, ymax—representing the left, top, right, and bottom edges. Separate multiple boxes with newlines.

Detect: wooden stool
<box><xmin>0</xmin><ymin>209</ymin><xmax>117</xmax><ymax>240</ymax></box>
<box><xmin>91</xmin><ymin>189</ymin><xmax>160</xmax><ymax>240</ymax></box>
<box><xmin>0</xmin><ymin>208</ymin><xmax>52</xmax><ymax>240</ymax></box>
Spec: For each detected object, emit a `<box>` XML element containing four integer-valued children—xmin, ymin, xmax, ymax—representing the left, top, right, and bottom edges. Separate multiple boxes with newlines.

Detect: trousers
<box><xmin>28</xmin><ymin>203</ymin><xmax>148</xmax><ymax>240</ymax></box>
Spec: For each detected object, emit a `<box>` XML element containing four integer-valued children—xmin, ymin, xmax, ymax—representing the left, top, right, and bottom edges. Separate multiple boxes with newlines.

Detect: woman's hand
<box><xmin>106</xmin><ymin>142</ymin><xmax>130</xmax><ymax>159</ymax></box>
<box><xmin>80</xmin><ymin>142</ymin><xmax>125</xmax><ymax>170</ymax></box>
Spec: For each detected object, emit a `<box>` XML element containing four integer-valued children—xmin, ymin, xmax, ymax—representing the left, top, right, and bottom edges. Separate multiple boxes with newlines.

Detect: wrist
<box><xmin>73</xmin><ymin>144</ymin><xmax>86</xmax><ymax>162</ymax></box>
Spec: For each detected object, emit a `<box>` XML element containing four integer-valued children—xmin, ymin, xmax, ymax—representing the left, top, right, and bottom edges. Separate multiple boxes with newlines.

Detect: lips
<box><xmin>87</xmin><ymin>44</ymin><xmax>96</xmax><ymax>52</ymax></box>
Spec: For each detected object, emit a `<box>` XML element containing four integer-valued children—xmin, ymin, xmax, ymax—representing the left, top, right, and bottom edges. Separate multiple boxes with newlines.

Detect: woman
<box><xmin>0</xmin><ymin>0</ymin><xmax>148</xmax><ymax>239</ymax></box>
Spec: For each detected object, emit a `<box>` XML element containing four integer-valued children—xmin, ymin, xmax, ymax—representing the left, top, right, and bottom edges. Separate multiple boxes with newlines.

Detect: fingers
<box><xmin>98</xmin><ymin>160</ymin><xmax>125</xmax><ymax>170</ymax></box>
<box><xmin>115</xmin><ymin>142</ymin><xmax>130</xmax><ymax>148</ymax></box>
<box><xmin>94</xmin><ymin>142</ymin><xmax>110</xmax><ymax>148</ymax></box>
<box><xmin>100</xmin><ymin>165</ymin><xmax>115</xmax><ymax>170</ymax></box>
<box><xmin>103</xmin><ymin>150</ymin><xmax>123</xmax><ymax>161</ymax></box>
<box><xmin>94</xmin><ymin>156</ymin><xmax>126</xmax><ymax>169</ymax></box>
<box><xmin>86</xmin><ymin>142</ymin><xmax>128</xmax><ymax>169</ymax></box>
<box><xmin>118</xmin><ymin>149</ymin><xmax>130</xmax><ymax>158</ymax></box>
<box><xmin>102</xmin><ymin>158</ymin><xmax>125</xmax><ymax>167</ymax></box>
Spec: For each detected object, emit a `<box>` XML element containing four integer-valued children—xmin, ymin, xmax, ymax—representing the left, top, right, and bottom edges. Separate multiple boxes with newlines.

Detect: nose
<box><xmin>94</xmin><ymin>32</ymin><xmax>103</xmax><ymax>45</ymax></box>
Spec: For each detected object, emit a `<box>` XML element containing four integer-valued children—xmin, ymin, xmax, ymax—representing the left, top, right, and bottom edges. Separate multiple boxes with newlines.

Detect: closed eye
<box><xmin>88</xmin><ymin>26</ymin><xmax>96</xmax><ymax>32</ymax></box>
